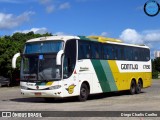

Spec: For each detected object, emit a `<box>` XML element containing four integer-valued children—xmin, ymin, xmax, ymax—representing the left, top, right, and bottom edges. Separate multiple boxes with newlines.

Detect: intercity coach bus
<box><xmin>12</xmin><ymin>35</ymin><xmax>152</xmax><ymax>101</ymax></box>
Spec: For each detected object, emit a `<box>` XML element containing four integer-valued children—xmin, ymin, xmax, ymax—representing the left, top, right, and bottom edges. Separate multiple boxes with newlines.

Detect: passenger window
<box><xmin>120</xmin><ymin>47</ymin><xmax>124</xmax><ymax>60</ymax></box>
<box><xmin>91</xmin><ymin>43</ymin><xmax>101</xmax><ymax>59</ymax></box>
<box><xmin>108</xmin><ymin>45</ymin><xmax>114</xmax><ymax>60</ymax></box>
<box><xmin>145</xmin><ymin>49</ymin><xmax>150</xmax><ymax>61</ymax></box>
<box><xmin>78</xmin><ymin>41</ymin><xmax>91</xmax><ymax>59</ymax></box>
<box><xmin>103</xmin><ymin>44</ymin><xmax>114</xmax><ymax>60</ymax></box>
<box><xmin>103</xmin><ymin>45</ymin><xmax>108</xmax><ymax>59</ymax></box>
<box><xmin>133</xmin><ymin>48</ymin><xmax>138</xmax><ymax>61</ymax></box>
<box><xmin>114</xmin><ymin>46</ymin><xmax>118</xmax><ymax>60</ymax></box>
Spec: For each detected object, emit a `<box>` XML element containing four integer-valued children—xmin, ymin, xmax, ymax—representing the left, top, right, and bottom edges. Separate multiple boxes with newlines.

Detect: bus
<box><xmin>12</xmin><ymin>35</ymin><xmax>152</xmax><ymax>101</ymax></box>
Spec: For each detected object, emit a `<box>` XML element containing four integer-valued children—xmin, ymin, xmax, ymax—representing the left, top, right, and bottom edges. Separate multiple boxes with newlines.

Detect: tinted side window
<box><xmin>139</xmin><ymin>48</ymin><xmax>145</xmax><ymax>61</ymax></box>
<box><xmin>133</xmin><ymin>48</ymin><xmax>139</xmax><ymax>61</ymax></box>
<box><xmin>120</xmin><ymin>46</ymin><xmax>124</xmax><ymax>60</ymax></box>
<box><xmin>114</xmin><ymin>45</ymin><xmax>124</xmax><ymax>60</ymax></box>
<box><xmin>103</xmin><ymin>44</ymin><xmax>124</xmax><ymax>60</ymax></box>
<box><xmin>107</xmin><ymin>44</ymin><xmax>114</xmax><ymax>60</ymax></box>
<box><xmin>145</xmin><ymin>49</ymin><xmax>150</xmax><ymax>61</ymax></box>
<box><xmin>91</xmin><ymin>43</ymin><xmax>101</xmax><ymax>59</ymax></box>
<box><xmin>78</xmin><ymin>41</ymin><xmax>91</xmax><ymax>59</ymax></box>
<box><xmin>103</xmin><ymin>44</ymin><xmax>109</xmax><ymax>59</ymax></box>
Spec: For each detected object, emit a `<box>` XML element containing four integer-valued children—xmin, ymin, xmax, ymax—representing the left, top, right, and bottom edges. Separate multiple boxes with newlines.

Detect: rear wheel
<box><xmin>130</xmin><ymin>80</ymin><xmax>136</xmax><ymax>95</ymax></box>
<box><xmin>78</xmin><ymin>83</ymin><xmax>89</xmax><ymax>102</ymax></box>
<box><xmin>136</xmin><ymin>80</ymin><xmax>142</xmax><ymax>94</ymax></box>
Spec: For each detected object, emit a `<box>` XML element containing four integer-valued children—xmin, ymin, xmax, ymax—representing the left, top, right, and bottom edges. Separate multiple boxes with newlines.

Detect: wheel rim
<box><xmin>131</xmin><ymin>82</ymin><xmax>135</xmax><ymax>93</ymax></box>
<box><xmin>138</xmin><ymin>81</ymin><xmax>142</xmax><ymax>88</ymax></box>
<box><xmin>81</xmin><ymin>87</ymin><xmax>87</xmax><ymax>99</ymax></box>
<box><xmin>137</xmin><ymin>81</ymin><xmax>142</xmax><ymax>92</ymax></box>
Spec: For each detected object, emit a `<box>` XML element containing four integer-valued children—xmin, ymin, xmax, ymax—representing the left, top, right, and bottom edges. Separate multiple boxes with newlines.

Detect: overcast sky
<box><xmin>0</xmin><ymin>0</ymin><xmax>160</xmax><ymax>58</ymax></box>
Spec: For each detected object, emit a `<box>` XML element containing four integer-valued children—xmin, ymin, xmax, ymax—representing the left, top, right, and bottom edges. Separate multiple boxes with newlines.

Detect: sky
<box><xmin>0</xmin><ymin>0</ymin><xmax>160</xmax><ymax>58</ymax></box>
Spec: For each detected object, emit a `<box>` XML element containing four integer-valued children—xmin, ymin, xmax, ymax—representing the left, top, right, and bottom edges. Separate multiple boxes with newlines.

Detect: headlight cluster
<box><xmin>49</xmin><ymin>85</ymin><xmax>61</xmax><ymax>90</ymax></box>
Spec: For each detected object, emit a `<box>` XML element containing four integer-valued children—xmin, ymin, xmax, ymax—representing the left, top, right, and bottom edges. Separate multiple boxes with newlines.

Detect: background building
<box><xmin>154</xmin><ymin>51</ymin><xmax>160</xmax><ymax>58</ymax></box>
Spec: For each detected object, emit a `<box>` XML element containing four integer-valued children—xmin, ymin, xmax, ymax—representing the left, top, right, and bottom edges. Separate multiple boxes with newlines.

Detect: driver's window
<box><xmin>63</xmin><ymin>56</ymin><xmax>69</xmax><ymax>78</ymax></box>
<box><xmin>63</xmin><ymin>40</ymin><xmax>77</xmax><ymax>79</ymax></box>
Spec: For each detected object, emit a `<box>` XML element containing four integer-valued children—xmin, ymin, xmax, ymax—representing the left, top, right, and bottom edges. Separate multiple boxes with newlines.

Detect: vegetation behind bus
<box><xmin>0</xmin><ymin>32</ymin><xmax>52</xmax><ymax>85</ymax></box>
<box><xmin>152</xmin><ymin>58</ymin><xmax>160</xmax><ymax>79</ymax></box>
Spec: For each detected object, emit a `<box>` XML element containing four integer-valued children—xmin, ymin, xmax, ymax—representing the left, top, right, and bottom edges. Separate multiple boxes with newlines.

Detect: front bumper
<box><xmin>21</xmin><ymin>89</ymin><xmax>63</xmax><ymax>98</ymax></box>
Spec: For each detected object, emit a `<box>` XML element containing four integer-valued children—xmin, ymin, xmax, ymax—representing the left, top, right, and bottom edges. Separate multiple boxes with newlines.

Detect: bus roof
<box><xmin>26</xmin><ymin>36</ymin><xmax>80</xmax><ymax>43</ymax></box>
<box><xmin>26</xmin><ymin>35</ymin><xmax>149</xmax><ymax>49</ymax></box>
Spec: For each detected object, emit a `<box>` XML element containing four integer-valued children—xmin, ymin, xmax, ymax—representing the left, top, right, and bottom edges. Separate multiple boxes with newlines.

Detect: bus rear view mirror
<box><xmin>12</xmin><ymin>53</ymin><xmax>20</xmax><ymax>69</ymax></box>
<box><xmin>56</xmin><ymin>50</ymin><xmax>64</xmax><ymax>65</ymax></box>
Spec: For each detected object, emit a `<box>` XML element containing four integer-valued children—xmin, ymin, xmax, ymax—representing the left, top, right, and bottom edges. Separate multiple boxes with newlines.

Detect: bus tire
<box><xmin>136</xmin><ymin>80</ymin><xmax>142</xmax><ymax>94</ymax></box>
<box><xmin>78</xmin><ymin>83</ymin><xmax>89</xmax><ymax>102</ymax></box>
<box><xmin>130</xmin><ymin>80</ymin><xmax>136</xmax><ymax>95</ymax></box>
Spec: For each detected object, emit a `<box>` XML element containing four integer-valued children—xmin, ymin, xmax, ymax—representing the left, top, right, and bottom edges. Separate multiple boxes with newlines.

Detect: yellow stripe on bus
<box><xmin>46</xmin><ymin>82</ymin><xmax>53</xmax><ymax>86</ymax></box>
<box><xmin>107</xmin><ymin>60</ymin><xmax>152</xmax><ymax>91</ymax></box>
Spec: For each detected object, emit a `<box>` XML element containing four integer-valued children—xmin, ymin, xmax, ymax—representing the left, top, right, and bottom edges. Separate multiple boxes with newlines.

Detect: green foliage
<box><xmin>153</xmin><ymin>58</ymin><xmax>160</xmax><ymax>72</ymax></box>
<box><xmin>0</xmin><ymin>32</ymin><xmax>52</xmax><ymax>78</ymax></box>
<box><xmin>152</xmin><ymin>71</ymin><xmax>158</xmax><ymax>79</ymax></box>
<box><xmin>152</xmin><ymin>57</ymin><xmax>160</xmax><ymax>79</ymax></box>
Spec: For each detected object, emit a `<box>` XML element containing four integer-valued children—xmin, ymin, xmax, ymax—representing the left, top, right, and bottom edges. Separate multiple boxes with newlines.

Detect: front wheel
<box><xmin>78</xmin><ymin>84</ymin><xmax>89</xmax><ymax>102</ymax></box>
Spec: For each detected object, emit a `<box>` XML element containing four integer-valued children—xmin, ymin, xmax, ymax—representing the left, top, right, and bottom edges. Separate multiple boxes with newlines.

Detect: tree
<box><xmin>154</xmin><ymin>57</ymin><xmax>160</xmax><ymax>72</ymax></box>
<box><xmin>152</xmin><ymin>57</ymin><xmax>160</xmax><ymax>79</ymax></box>
<box><xmin>0</xmin><ymin>32</ymin><xmax>52</xmax><ymax>84</ymax></box>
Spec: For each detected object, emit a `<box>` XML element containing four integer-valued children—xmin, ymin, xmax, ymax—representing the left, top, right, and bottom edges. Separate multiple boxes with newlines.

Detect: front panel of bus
<box><xmin>20</xmin><ymin>40</ymin><xmax>64</xmax><ymax>98</ymax></box>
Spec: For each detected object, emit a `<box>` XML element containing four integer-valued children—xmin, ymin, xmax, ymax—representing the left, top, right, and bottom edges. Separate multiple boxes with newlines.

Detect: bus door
<box><xmin>62</xmin><ymin>40</ymin><xmax>78</xmax><ymax>96</ymax></box>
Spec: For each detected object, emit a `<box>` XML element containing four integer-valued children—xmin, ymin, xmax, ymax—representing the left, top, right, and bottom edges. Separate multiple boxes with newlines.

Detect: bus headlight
<box><xmin>49</xmin><ymin>85</ymin><xmax>61</xmax><ymax>90</ymax></box>
<box><xmin>21</xmin><ymin>86</ymin><xmax>28</xmax><ymax>90</ymax></box>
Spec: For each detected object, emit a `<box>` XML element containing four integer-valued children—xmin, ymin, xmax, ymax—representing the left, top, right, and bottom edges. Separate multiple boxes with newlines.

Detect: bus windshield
<box><xmin>21</xmin><ymin>41</ymin><xmax>63</xmax><ymax>81</ymax></box>
<box><xmin>22</xmin><ymin>54</ymin><xmax>62</xmax><ymax>81</ymax></box>
<box><xmin>24</xmin><ymin>41</ymin><xmax>63</xmax><ymax>54</ymax></box>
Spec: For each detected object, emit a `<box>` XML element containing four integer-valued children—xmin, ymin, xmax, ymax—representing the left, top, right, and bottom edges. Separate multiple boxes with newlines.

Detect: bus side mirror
<box><xmin>56</xmin><ymin>50</ymin><xmax>64</xmax><ymax>65</ymax></box>
<box><xmin>12</xmin><ymin>53</ymin><xmax>20</xmax><ymax>69</ymax></box>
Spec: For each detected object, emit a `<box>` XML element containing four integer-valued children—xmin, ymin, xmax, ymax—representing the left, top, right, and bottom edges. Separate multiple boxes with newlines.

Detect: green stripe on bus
<box><xmin>78</xmin><ymin>36</ymin><xmax>97</xmax><ymax>42</ymax></box>
<box><xmin>100</xmin><ymin>60</ymin><xmax>118</xmax><ymax>91</ymax></box>
<box><xmin>91</xmin><ymin>60</ymin><xmax>111</xmax><ymax>92</ymax></box>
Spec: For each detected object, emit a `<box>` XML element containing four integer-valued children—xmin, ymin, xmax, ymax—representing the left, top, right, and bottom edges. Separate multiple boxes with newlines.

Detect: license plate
<box><xmin>35</xmin><ymin>92</ymin><xmax>41</xmax><ymax>96</ymax></box>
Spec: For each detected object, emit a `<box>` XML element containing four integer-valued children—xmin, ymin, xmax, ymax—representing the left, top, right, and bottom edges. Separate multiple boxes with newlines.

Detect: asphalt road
<box><xmin>0</xmin><ymin>80</ymin><xmax>160</xmax><ymax>120</ymax></box>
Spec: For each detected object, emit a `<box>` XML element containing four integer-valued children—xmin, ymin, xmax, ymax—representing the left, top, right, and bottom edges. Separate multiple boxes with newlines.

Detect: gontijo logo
<box><xmin>144</xmin><ymin>0</ymin><xmax>160</xmax><ymax>16</ymax></box>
